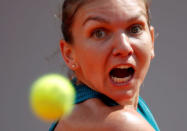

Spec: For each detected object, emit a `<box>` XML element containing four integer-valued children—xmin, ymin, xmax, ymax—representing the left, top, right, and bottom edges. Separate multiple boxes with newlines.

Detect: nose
<box><xmin>112</xmin><ymin>33</ymin><xmax>133</xmax><ymax>57</ymax></box>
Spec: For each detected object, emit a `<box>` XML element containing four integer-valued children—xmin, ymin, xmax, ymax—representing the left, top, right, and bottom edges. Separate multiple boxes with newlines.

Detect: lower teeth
<box><xmin>111</xmin><ymin>76</ymin><xmax>131</xmax><ymax>83</ymax></box>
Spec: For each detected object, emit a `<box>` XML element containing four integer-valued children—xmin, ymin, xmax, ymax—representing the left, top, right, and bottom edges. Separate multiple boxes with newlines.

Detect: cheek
<box><xmin>137</xmin><ymin>43</ymin><xmax>152</xmax><ymax>62</ymax></box>
<box><xmin>74</xmin><ymin>38</ymin><xmax>111</xmax><ymax>66</ymax></box>
<box><xmin>74</xmin><ymin>43</ymin><xmax>104</xmax><ymax>77</ymax></box>
<box><xmin>75</xmin><ymin>47</ymin><xmax>93</xmax><ymax>71</ymax></box>
<box><xmin>74</xmin><ymin>44</ymin><xmax>108</xmax><ymax>90</ymax></box>
<box><xmin>131</xmin><ymin>38</ymin><xmax>152</xmax><ymax>71</ymax></box>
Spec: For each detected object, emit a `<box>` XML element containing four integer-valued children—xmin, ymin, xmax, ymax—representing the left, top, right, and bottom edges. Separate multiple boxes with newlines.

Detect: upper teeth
<box><xmin>116</xmin><ymin>65</ymin><xmax>130</xmax><ymax>69</ymax></box>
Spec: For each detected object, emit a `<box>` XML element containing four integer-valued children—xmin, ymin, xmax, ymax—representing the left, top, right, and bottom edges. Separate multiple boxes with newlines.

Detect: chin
<box><xmin>106</xmin><ymin>80</ymin><xmax>140</xmax><ymax>105</ymax></box>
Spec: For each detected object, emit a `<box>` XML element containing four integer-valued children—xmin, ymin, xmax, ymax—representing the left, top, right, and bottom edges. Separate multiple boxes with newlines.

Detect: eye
<box><xmin>91</xmin><ymin>28</ymin><xmax>107</xmax><ymax>39</ymax></box>
<box><xmin>129</xmin><ymin>24</ymin><xmax>143</xmax><ymax>34</ymax></box>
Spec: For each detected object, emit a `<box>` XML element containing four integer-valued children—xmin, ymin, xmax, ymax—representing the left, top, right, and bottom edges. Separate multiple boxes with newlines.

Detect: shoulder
<box><xmin>104</xmin><ymin>108</ymin><xmax>155</xmax><ymax>131</ymax></box>
<box><xmin>55</xmin><ymin>98</ymin><xmax>110</xmax><ymax>131</ymax></box>
<box><xmin>55</xmin><ymin>98</ymin><xmax>154</xmax><ymax>131</ymax></box>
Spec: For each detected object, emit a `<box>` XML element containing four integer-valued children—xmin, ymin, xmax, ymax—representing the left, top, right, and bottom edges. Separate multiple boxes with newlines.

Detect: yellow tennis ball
<box><xmin>30</xmin><ymin>74</ymin><xmax>75</xmax><ymax>122</ymax></box>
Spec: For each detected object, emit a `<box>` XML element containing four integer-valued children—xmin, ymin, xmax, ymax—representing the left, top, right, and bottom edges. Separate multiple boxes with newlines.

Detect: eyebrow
<box><xmin>82</xmin><ymin>12</ymin><xmax>147</xmax><ymax>26</ymax></box>
<box><xmin>125</xmin><ymin>15</ymin><xmax>146</xmax><ymax>23</ymax></box>
<box><xmin>82</xmin><ymin>16</ymin><xmax>110</xmax><ymax>26</ymax></box>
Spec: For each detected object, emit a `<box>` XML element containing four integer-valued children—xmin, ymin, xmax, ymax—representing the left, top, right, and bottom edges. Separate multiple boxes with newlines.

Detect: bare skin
<box><xmin>62</xmin><ymin>0</ymin><xmax>154</xmax><ymax>107</ymax></box>
<box><xmin>55</xmin><ymin>99</ymin><xmax>155</xmax><ymax>131</ymax></box>
<box><xmin>57</xmin><ymin>0</ymin><xmax>155</xmax><ymax>130</ymax></box>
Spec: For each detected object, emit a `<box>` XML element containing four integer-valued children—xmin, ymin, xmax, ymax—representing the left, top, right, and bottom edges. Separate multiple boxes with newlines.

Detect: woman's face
<box><xmin>62</xmin><ymin>0</ymin><xmax>154</xmax><ymax>105</ymax></box>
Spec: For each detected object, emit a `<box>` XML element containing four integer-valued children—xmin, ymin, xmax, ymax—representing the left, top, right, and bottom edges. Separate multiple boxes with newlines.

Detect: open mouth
<box><xmin>109</xmin><ymin>65</ymin><xmax>135</xmax><ymax>84</ymax></box>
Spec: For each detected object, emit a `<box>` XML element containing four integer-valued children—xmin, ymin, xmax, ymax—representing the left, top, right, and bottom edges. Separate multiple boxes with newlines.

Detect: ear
<box><xmin>60</xmin><ymin>40</ymin><xmax>78</xmax><ymax>70</ymax></box>
<box><xmin>150</xmin><ymin>26</ymin><xmax>155</xmax><ymax>59</ymax></box>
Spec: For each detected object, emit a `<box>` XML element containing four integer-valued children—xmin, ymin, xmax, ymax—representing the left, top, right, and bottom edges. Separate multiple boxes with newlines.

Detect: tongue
<box><xmin>110</xmin><ymin>68</ymin><xmax>133</xmax><ymax>78</ymax></box>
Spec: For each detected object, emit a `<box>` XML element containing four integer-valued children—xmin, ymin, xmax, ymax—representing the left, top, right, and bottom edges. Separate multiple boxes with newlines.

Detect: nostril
<box><xmin>114</xmin><ymin>52</ymin><xmax>121</xmax><ymax>57</ymax></box>
<box><xmin>128</xmin><ymin>50</ymin><xmax>133</xmax><ymax>56</ymax></box>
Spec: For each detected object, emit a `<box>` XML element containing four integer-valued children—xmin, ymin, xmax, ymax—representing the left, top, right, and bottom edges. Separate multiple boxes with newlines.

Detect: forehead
<box><xmin>75</xmin><ymin>0</ymin><xmax>146</xmax><ymax>23</ymax></box>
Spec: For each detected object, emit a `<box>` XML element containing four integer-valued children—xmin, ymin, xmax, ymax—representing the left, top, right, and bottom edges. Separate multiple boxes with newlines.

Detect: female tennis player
<box><xmin>50</xmin><ymin>0</ymin><xmax>160</xmax><ymax>130</ymax></box>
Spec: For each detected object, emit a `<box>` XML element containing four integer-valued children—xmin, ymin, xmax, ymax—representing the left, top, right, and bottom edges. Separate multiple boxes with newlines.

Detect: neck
<box><xmin>72</xmin><ymin>79</ymin><xmax>119</xmax><ymax>106</ymax></box>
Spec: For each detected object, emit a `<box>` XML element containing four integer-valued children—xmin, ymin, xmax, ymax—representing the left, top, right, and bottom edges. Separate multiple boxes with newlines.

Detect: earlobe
<box><xmin>150</xmin><ymin>26</ymin><xmax>155</xmax><ymax>59</ymax></box>
<box><xmin>60</xmin><ymin>40</ymin><xmax>78</xmax><ymax>70</ymax></box>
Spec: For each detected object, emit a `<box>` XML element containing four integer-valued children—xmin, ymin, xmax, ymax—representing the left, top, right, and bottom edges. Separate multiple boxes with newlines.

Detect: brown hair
<box><xmin>61</xmin><ymin>0</ymin><xmax>151</xmax><ymax>43</ymax></box>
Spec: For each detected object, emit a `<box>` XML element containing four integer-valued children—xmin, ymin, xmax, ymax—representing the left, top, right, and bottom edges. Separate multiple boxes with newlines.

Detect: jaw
<box><xmin>101</xmin><ymin>65</ymin><xmax>143</xmax><ymax>107</ymax></box>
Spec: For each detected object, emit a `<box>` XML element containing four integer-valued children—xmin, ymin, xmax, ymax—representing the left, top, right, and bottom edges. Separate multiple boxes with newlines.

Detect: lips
<box><xmin>109</xmin><ymin>65</ymin><xmax>135</xmax><ymax>85</ymax></box>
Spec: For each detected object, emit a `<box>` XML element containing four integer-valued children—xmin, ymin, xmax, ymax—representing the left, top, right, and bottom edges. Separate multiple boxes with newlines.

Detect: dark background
<box><xmin>1</xmin><ymin>0</ymin><xmax>187</xmax><ymax>130</ymax></box>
